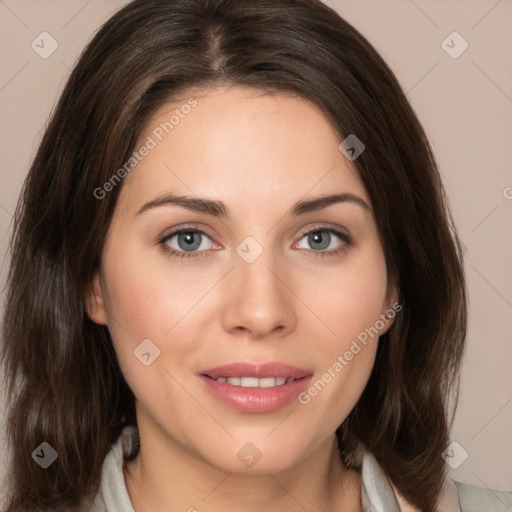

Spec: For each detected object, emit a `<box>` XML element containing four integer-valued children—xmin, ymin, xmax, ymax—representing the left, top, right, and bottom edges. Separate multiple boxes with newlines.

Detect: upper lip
<box><xmin>200</xmin><ymin>362</ymin><xmax>312</xmax><ymax>380</ymax></box>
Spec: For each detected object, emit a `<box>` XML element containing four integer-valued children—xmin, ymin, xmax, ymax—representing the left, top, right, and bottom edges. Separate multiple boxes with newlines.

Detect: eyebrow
<box><xmin>135</xmin><ymin>192</ymin><xmax>370</xmax><ymax>218</ymax></box>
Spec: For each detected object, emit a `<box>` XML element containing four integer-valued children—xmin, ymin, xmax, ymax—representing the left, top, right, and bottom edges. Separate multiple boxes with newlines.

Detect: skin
<box><xmin>86</xmin><ymin>85</ymin><xmax>397</xmax><ymax>512</ymax></box>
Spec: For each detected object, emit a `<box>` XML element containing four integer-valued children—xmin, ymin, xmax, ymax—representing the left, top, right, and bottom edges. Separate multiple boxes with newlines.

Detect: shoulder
<box><xmin>454</xmin><ymin>480</ymin><xmax>512</xmax><ymax>512</ymax></box>
<box><xmin>360</xmin><ymin>448</ymin><xmax>512</xmax><ymax>512</ymax></box>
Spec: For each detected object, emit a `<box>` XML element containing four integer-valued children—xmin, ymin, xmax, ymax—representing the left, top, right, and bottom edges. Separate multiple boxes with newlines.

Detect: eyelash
<box><xmin>158</xmin><ymin>225</ymin><xmax>352</xmax><ymax>260</ymax></box>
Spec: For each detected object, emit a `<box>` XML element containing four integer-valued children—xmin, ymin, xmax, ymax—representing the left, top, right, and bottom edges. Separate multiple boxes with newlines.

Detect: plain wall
<box><xmin>1</xmin><ymin>0</ymin><xmax>511</xmax><ymax>503</ymax></box>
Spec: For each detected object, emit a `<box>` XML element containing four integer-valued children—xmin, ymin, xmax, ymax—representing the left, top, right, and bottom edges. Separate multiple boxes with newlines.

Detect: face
<box><xmin>87</xmin><ymin>85</ymin><xmax>397</xmax><ymax>474</ymax></box>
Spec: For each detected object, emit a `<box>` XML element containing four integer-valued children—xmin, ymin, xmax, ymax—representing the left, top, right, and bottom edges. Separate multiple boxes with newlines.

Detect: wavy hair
<box><xmin>1</xmin><ymin>0</ymin><xmax>467</xmax><ymax>510</ymax></box>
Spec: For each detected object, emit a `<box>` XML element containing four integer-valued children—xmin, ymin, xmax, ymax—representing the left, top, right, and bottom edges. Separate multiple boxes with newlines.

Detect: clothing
<box><xmin>90</xmin><ymin>426</ymin><xmax>512</xmax><ymax>511</ymax></box>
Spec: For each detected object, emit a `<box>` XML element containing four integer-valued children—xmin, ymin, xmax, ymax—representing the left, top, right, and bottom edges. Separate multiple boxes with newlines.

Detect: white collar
<box><xmin>360</xmin><ymin>449</ymin><xmax>461</xmax><ymax>511</ymax></box>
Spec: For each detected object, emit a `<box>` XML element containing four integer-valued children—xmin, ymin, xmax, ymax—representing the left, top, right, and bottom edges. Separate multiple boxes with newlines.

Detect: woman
<box><xmin>1</xmin><ymin>0</ymin><xmax>511</xmax><ymax>511</ymax></box>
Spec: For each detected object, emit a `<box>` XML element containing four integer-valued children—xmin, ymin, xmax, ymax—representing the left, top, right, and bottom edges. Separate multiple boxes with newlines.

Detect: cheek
<box><xmin>303</xmin><ymin>248</ymin><xmax>389</xmax><ymax>348</ymax></box>
<box><xmin>99</xmin><ymin>243</ymin><xmax>211</xmax><ymax>372</ymax></box>
<box><xmin>293</xmin><ymin>248</ymin><xmax>388</xmax><ymax>415</ymax></box>
<box><xmin>104</xmin><ymin>239</ymin><xmax>215</xmax><ymax>328</ymax></box>
<box><xmin>100</xmin><ymin>254</ymin><xmax>210</xmax><ymax>420</ymax></box>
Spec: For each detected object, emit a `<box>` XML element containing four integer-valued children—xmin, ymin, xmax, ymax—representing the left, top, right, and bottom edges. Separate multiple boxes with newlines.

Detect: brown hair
<box><xmin>1</xmin><ymin>0</ymin><xmax>467</xmax><ymax>510</ymax></box>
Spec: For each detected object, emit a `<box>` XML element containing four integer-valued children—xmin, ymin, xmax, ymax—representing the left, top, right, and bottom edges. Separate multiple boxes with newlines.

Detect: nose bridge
<box><xmin>221</xmin><ymin>234</ymin><xmax>296</xmax><ymax>338</ymax></box>
<box><xmin>237</xmin><ymin>238</ymin><xmax>280</xmax><ymax>295</ymax></box>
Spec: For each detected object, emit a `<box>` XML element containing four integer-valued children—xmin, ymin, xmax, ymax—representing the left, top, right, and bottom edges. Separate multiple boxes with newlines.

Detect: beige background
<box><xmin>0</xmin><ymin>0</ymin><xmax>511</xmax><ymax>502</ymax></box>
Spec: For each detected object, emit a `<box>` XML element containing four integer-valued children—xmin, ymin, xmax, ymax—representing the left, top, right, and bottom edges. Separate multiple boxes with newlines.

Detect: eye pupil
<box><xmin>309</xmin><ymin>231</ymin><xmax>330</xmax><ymax>250</ymax></box>
<box><xmin>178</xmin><ymin>232</ymin><xmax>201</xmax><ymax>251</ymax></box>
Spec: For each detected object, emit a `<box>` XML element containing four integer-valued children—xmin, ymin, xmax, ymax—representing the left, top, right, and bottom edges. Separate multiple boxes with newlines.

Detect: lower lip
<box><xmin>199</xmin><ymin>375</ymin><xmax>313</xmax><ymax>413</ymax></box>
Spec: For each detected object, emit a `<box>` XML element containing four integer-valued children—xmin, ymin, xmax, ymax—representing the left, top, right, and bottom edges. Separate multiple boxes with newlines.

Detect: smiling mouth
<box><xmin>198</xmin><ymin>362</ymin><xmax>313</xmax><ymax>413</ymax></box>
<box><xmin>198</xmin><ymin>369</ymin><xmax>313</xmax><ymax>413</ymax></box>
<box><xmin>198</xmin><ymin>362</ymin><xmax>313</xmax><ymax>412</ymax></box>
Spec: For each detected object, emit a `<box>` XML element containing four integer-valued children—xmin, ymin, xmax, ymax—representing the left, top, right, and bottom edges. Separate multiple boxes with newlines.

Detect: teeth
<box><xmin>241</xmin><ymin>377</ymin><xmax>259</xmax><ymax>387</ymax></box>
<box><xmin>216</xmin><ymin>376</ymin><xmax>295</xmax><ymax>387</ymax></box>
<box><xmin>259</xmin><ymin>377</ymin><xmax>278</xmax><ymax>388</ymax></box>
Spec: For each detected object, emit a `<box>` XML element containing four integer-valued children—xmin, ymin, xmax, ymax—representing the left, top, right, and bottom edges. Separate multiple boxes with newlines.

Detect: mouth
<box><xmin>198</xmin><ymin>362</ymin><xmax>313</xmax><ymax>413</ymax></box>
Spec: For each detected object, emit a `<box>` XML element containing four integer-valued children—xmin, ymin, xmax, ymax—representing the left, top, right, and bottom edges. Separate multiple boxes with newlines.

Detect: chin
<box><xmin>196</xmin><ymin>435</ymin><xmax>312</xmax><ymax>475</ymax></box>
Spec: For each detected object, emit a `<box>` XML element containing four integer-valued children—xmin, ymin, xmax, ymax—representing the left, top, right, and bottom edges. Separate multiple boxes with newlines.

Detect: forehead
<box><xmin>116</xmin><ymin>86</ymin><xmax>369</xmax><ymax>216</ymax></box>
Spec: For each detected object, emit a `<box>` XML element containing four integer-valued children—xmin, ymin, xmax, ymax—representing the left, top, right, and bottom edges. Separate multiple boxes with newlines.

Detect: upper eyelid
<box><xmin>160</xmin><ymin>224</ymin><xmax>214</xmax><ymax>240</ymax></box>
<box><xmin>299</xmin><ymin>225</ymin><xmax>349</xmax><ymax>238</ymax></box>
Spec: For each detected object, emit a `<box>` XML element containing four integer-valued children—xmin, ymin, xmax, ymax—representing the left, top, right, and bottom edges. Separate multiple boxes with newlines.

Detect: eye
<box><xmin>159</xmin><ymin>225</ymin><xmax>352</xmax><ymax>261</ymax></box>
<box><xmin>294</xmin><ymin>227</ymin><xmax>352</xmax><ymax>257</ymax></box>
<box><xmin>160</xmin><ymin>228</ymin><xmax>216</xmax><ymax>260</ymax></box>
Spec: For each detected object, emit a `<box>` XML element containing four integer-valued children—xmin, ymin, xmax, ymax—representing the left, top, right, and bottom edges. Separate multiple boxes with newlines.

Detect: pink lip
<box><xmin>200</xmin><ymin>362</ymin><xmax>311</xmax><ymax>380</ymax></box>
<box><xmin>198</xmin><ymin>362</ymin><xmax>313</xmax><ymax>413</ymax></box>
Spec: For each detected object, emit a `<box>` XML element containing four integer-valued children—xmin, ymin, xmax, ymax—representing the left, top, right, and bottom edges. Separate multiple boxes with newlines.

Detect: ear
<box><xmin>85</xmin><ymin>270</ymin><xmax>108</xmax><ymax>325</ymax></box>
<box><xmin>379</xmin><ymin>285</ymin><xmax>400</xmax><ymax>336</ymax></box>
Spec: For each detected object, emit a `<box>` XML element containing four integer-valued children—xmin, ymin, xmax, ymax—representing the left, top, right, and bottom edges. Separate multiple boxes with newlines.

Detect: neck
<box><xmin>123</xmin><ymin>424</ymin><xmax>362</xmax><ymax>512</ymax></box>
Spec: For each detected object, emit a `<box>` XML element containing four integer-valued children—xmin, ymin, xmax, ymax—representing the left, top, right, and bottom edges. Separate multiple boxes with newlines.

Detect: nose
<box><xmin>220</xmin><ymin>245</ymin><xmax>297</xmax><ymax>340</ymax></box>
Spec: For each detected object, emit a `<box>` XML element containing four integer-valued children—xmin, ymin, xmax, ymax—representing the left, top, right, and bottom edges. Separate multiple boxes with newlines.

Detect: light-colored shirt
<box><xmin>90</xmin><ymin>426</ymin><xmax>512</xmax><ymax>511</ymax></box>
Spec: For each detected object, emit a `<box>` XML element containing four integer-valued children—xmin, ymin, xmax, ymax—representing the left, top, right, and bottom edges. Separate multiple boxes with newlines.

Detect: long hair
<box><xmin>1</xmin><ymin>0</ymin><xmax>467</xmax><ymax>510</ymax></box>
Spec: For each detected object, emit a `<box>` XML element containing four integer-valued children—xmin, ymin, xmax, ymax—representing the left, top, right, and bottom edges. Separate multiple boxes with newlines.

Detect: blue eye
<box><xmin>160</xmin><ymin>229</ymin><xmax>215</xmax><ymax>260</ymax></box>
<box><xmin>159</xmin><ymin>226</ymin><xmax>352</xmax><ymax>260</ymax></box>
<box><xmin>295</xmin><ymin>228</ymin><xmax>352</xmax><ymax>257</ymax></box>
